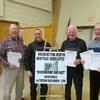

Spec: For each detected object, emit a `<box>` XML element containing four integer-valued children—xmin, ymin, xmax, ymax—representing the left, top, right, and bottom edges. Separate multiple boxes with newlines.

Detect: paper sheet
<box><xmin>91</xmin><ymin>53</ymin><xmax>100</xmax><ymax>70</ymax></box>
<box><xmin>80</xmin><ymin>50</ymin><xmax>100</xmax><ymax>71</ymax></box>
<box><xmin>7</xmin><ymin>52</ymin><xmax>22</xmax><ymax>68</ymax></box>
<box><xmin>65</xmin><ymin>50</ymin><xmax>77</xmax><ymax>67</ymax></box>
<box><xmin>80</xmin><ymin>50</ymin><xmax>93</xmax><ymax>70</ymax></box>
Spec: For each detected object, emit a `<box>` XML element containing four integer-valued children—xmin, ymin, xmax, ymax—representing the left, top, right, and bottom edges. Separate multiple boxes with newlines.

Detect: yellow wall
<box><xmin>53</xmin><ymin>0</ymin><xmax>61</xmax><ymax>36</ymax></box>
<box><xmin>0</xmin><ymin>0</ymin><xmax>52</xmax><ymax>27</ymax></box>
<box><xmin>56</xmin><ymin>0</ymin><xmax>100</xmax><ymax>48</ymax></box>
<box><xmin>21</xmin><ymin>25</ymin><xmax>55</xmax><ymax>46</ymax></box>
<box><xmin>8</xmin><ymin>0</ymin><xmax>52</xmax><ymax>11</ymax></box>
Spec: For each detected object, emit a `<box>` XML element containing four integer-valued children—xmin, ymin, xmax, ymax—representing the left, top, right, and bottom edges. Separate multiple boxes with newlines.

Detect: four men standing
<box><xmin>0</xmin><ymin>23</ymin><xmax>100</xmax><ymax>100</ymax></box>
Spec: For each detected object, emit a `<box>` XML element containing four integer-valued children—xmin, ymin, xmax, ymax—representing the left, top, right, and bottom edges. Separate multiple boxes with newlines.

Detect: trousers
<box><xmin>2</xmin><ymin>67</ymin><xmax>24</xmax><ymax>100</ymax></box>
<box><xmin>30</xmin><ymin>77</ymin><xmax>48</xmax><ymax>100</ymax></box>
<box><xmin>65</xmin><ymin>67</ymin><xmax>83</xmax><ymax>100</ymax></box>
<box><xmin>90</xmin><ymin>71</ymin><xmax>100</xmax><ymax>100</ymax></box>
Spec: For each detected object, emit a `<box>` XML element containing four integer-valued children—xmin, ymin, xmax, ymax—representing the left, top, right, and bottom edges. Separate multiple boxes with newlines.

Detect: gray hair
<box><xmin>33</xmin><ymin>28</ymin><xmax>42</xmax><ymax>34</ymax></box>
<box><xmin>95</xmin><ymin>22</ymin><xmax>100</xmax><ymax>26</ymax></box>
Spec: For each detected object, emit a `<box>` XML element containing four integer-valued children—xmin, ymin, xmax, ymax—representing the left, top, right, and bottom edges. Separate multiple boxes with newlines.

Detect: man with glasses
<box><xmin>88</xmin><ymin>23</ymin><xmax>100</xmax><ymax>100</ymax></box>
<box><xmin>0</xmin><ymin>23</ymin><xmax>25</xmax><ymax>100</ymax></box>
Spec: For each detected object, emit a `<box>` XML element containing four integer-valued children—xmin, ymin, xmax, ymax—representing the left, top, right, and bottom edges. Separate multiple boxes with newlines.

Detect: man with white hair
<box><xmin>61</xmin><ymin>24</ymin><xmax>87</xmax><ymax>100</ymax></box>
<box><xmin>0</xmin><ymin>23</ymin><xmax>25</xmax><ymax>100</ymax></box>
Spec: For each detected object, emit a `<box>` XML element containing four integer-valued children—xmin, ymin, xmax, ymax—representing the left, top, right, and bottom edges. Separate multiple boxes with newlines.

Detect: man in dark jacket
<box><xmin>61</xmin><ymin>24</ymin><xmax>87</xmax><ymax>100</ymax></box>
<box><xmin>24</xmin><ymin>29</ymin><xmax>51</xmax><ymax>100</ymax></box>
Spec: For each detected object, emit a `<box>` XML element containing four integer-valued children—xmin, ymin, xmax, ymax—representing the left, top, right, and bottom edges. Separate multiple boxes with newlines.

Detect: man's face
<box><xmin>67</xmin><ymin>28</ymin><xmax>77</xmax><ymax>41</ymax></box>
<box><xmin>94</xmin><ymin>24</ymin><xmax>100</xmax><ymax>39</ymax></box>
<box><xmin>9</xmin><ymin>24</ymin><xmax>19</xmax><ymax>39</ymax></box>
<box><xmin>34</xmin><ymin>29</ymin><xmax>42</xmax><ymax>42</ymax></box>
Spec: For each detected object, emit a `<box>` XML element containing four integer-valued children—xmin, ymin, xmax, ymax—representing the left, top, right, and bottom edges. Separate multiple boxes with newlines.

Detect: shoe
<box><xmin>21</xmin><ymin>98</ymin><xmax>25</xmax><ymax>100</ymax></box>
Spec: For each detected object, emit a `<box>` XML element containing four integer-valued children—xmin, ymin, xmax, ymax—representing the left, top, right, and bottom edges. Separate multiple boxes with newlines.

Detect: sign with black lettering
<box><xmin>35</xmin><ymin>51</ymin><xmax>67</xmax><ymax>84</ymax></box>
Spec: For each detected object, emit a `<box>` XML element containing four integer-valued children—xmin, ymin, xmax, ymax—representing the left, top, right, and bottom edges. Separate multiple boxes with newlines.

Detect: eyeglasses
<box><xmin>94</xmin><ymin>29</ymin><xmax>100</xmax><ymax>32</ymax></box>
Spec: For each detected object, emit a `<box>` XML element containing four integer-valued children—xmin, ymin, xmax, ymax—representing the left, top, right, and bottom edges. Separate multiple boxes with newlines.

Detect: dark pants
<box><xmin>90</xmin><ymin>71</ymin><xmax>100</xmax><ymax>100</ymax></box>
<box><xmin>65</xmin><ymin>67</ymin><xmax>83</xmax><ymax>100</ymax></box>
<box><xmin>30</xmin><ymin>77</ymin><xmax>48</xmax><ymax>100</ymax></box>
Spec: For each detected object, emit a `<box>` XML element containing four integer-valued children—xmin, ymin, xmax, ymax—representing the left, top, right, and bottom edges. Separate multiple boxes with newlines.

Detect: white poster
<box><xmin>35</xmin><ymin>51</ymin><xmax>67</xmax><ymax>84</ymax></box>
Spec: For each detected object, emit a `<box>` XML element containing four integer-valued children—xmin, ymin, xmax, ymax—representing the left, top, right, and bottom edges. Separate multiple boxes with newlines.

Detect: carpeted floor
<box><xmin>0</xmin><ymin>71</ymin><xmax>99</xmax><ymax>100</ymax></box>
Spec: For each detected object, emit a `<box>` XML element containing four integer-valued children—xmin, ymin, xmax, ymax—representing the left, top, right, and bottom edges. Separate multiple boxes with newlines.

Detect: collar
<box><xmin>9</xmin><ymin>36</ymin><xmax>20</xmax><ymax>41</ymax></box>
<box><xmin>67</xmin><ymin>37</ymin><xmax>78</xmax><ymax>42</ymax></box>
<box><xmin>34</xmin><ymin>39</ymin><xmax>44</xmax><ymax>43</ymax></box>
<box><xmin>95</xmin><ymin>38</ymin><xmax>100</xmax><ymax>41</ymax></box>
